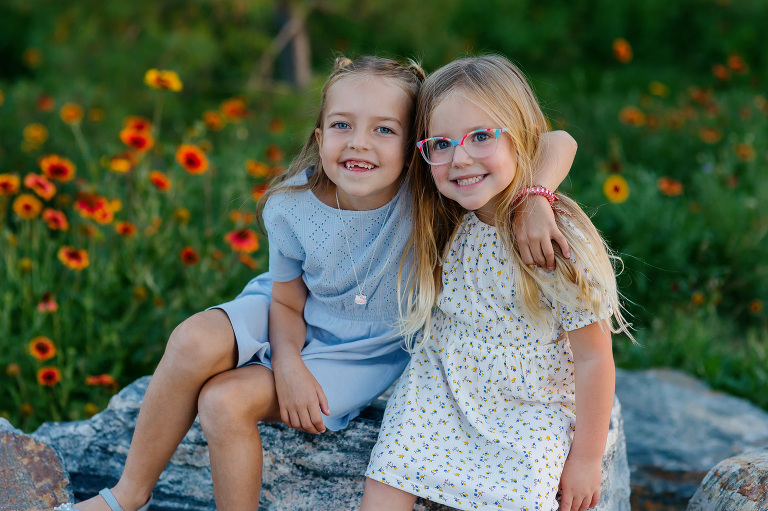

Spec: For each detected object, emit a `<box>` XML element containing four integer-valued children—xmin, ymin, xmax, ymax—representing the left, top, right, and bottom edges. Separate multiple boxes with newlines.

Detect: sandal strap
<box><xmin>98</xmin><ymin>488</ymin><xmax>125</xmax><ymax>511</ymax></box>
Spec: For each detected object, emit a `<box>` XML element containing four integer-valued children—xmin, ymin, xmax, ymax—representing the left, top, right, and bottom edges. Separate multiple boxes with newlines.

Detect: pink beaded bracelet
<box><xmin>512</xmin><ymin>185</ymin><xmax>557</xmax><ymax>207</ymax></box>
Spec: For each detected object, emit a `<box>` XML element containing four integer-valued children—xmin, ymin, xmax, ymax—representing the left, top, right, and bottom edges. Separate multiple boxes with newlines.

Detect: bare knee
<box><xmin>198</xmin><ymin>370</ymin><xmax>276</xmax><ymax>440</ymax></box>
<box><xmin>163</xmin><ymin>310</ymin><xmax>236</xmax><ymax>375</ymax></box>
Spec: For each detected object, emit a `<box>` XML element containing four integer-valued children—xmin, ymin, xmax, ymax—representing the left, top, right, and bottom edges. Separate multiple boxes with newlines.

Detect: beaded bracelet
<box><xmin>512</xmin><ymin>185</ymin><xmax>557</xmax><ymax>207</ymax></box>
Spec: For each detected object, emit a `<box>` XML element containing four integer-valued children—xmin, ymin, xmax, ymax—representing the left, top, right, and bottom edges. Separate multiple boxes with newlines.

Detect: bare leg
<box><xmin>72</xmin><ymin>309</ymin><xmax>238</xmax><ymax>511</ymax></box>
<box><xmin>360</xmin><ymin>478</ymin><xmax>418</xmax><ymax>511</ymax></box>
<box><xmin>197</xmin><ymin>364</ymin><xmax>282</xmax><ymax>511</ymax></box>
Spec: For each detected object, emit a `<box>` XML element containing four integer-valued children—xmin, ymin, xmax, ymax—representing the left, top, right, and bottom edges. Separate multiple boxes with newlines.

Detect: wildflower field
<box><xmin>1</xmin><ymin>0</ymin><xmax>766</xmax><ymax>431</ymax></box>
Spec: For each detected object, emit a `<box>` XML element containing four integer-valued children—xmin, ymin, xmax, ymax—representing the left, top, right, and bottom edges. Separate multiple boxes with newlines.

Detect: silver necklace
<box><xmin>335</xmin><ymin>190</ymin><xmax>395</xmax><ymax>305</ymax></box>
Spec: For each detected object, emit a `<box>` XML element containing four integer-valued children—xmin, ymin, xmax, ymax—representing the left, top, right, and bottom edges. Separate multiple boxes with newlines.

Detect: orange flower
<box><xmin>176</xmin><ymin>144</ymin><xmax>209</xmax><ymax>174</ymax></box>
<box><xmin>149</xmin><ymin>170</ymin><xmax>172</xmax><ymax>191</ymax></box>
<box><xmin>734</xmin><ymin>143</ymin><xmax>755</xmax><ymax>162</ymax></box>
<box><xmin>727</xmin><ymin>54</ymin><xmax>748</xmax><ymax>74</ymax></box>
<box><xmin>220</xmin><ymin>98</ymin><xmax>249</xmax><ymax>121</ymax></box>
<box><xmin>75</xmin><ymin>193</ymin><xmax>114</xmax><ymax>224</ymax></box>
<box><xmin>37</xmin><ymin>292</ymin><xmax>58</xmax><ymax>313</ymax></box>
<box><xmin>269</xmin><ymin>117</ymin><xmax>285</xmax><ymax>134</ymax></box>
<box><xmin>0</xmin><ymin>174</ymin><xmax>20</xmax><ymax>195</ymax></box>
<box><xmin>144</xmin><ymin>69</ymin><xmax>183</xmax><ymax>91</ymax></box>
<box><xmin>239</xmin><ymin>253</ymin><xmax>259</xmax><ymax>270</ymax></box>
<box><xmin>36</xmin><ymin>95</ymin><xmax>55</xmax><ymax>112</ymax></box>
<box><xmin>689</xmin><ymin>88</ymin><xmax>712</xmax><ymax>105</ymax></box>
<box><xmin>120</xmin><ymin>127</ymin><xmax>155</xmax><ymax>152</ymax></box>
<box><xmin>29</xmin><ymin>336</ymin><xmax>56</xmax><ymax>361</ymax></box>
<box><xmin>265</xmin><ymin>144</ymin><xmax>284</xmax><ymax>162</ymax></box>
<box><xmin>23</xmin><ymin>123</ymin><xmax>49</xmax><ymax>146</ymax></box>
<box><xmin>12</xmin><ymin>193</ymin><xmax>43</xmax><ymax>219</ymax></box>
<box><xmin>39</xmin><ymin>154</ymin><xmax>76</xmax><ymax>182</ymax></box>
<box><xmin>115</xmin><ymin>221</ymin><xmax>137</xmax><ymax>237</ymax></box>
<box><xmin>612</xmin><ymin>38</ymin><xmax>633</xmax><ymax>63</ymax></box>
<box><xmin>109</xmin><ymin>155</ymin><xmax>133</xmax><ymax>173</ymax></box>
<box><xmin>603</xmin><ymin>175</ymin><xmax>629</xmax><ymax>204</ymax></box>
<box><xmin>657</xmin><ymin>177</ymin><xmax>684</xmax><ymax>196</ymax></box>
<box><xmin>203</xmin><ymin>110</ymin><xmax>225</xmax><ymax>131</ymax></box>
<box><xmin>180</xmin><ymin>246</ymin><xmax>200</xmax><ymax>266</ymax></box>
<box><xmin>246</xmin><ymin>159</ymin><xmax>271</xmax><ymax>178</ymax></box>
<box><xmin>712</xmin><ymin>64</ymin><xmax>730</xmax><ymax>81</ymax></box>
<box><xmin>225</xmin><ymin>228</ymin><xmax>259</xmax><ymax>253</ymax></box>
<box><xmin>85</xmin><ymin>374</ymin><xmax>117</xmax><ymax>388</ymax></box>
<box><xmin>173</xmin><ymin>207</ymin><xmax>190</xmax><ymax>224</ymax></box>
<box><xmin>252</xmin><ymin>183</ymin><xmax>269</xmax><ymax>201</ymax></box>
<box><xmin>619</xmin><ymin>106</ymin><xmax>645</xmax><ymax>126</ymax></box>
<box><xmin>748</xmin><ymin>299</ymin><xmax>763</xmax><ymax>314</ymax></box>
<box><xmin>24</xmin><ymin>173</ymin><xmax>56</xmax><ymax>201</ymax></box>
<box><xmin>691</xmin><ymin>292</ymin><xmax>705</xmax><ymax>307</ymax></box>
<box><xmin>698</xmin><ymin>127</ymin><xmax>722</xmax><ymax>144</ymax></box>
<box><xmin>42</xmin><ymin>208</ymin><xmax>69</xmax><ymax>231</ymax></box>
<box><xmin>37</xmin><ymin>367</ymin><xmax>61</xmax><ymax>386</ymax></box>
<box><xmin>58</xmin><ymin>246</ymin><xmax>90</xmax><ymax>270</ymax></box>
<box><xmin>123</xmin><ymin>116</ymin><xmax>153</xmax><ymax>132</ymax></box>
<box><xmin>60</xmin><ymin>103</ymin><xmax>84</xmax><ymax>124</ymax></box>
<box><xmin>230</xmin><ymin>210</ymin><xmax>256</xmax><ymax>224</ymax></box>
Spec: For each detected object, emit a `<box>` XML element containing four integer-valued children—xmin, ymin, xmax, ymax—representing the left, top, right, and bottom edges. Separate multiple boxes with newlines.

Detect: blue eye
<box><xmin>377</xmin><ymin>126</ymin><xmax>395</xmax><ymax>134</ymax></box>
<box><xmin>331</xmin><ymin>122</ymin><xmax>350</xmax><ymax>129</ymax></box>
<box><xmin>472</xmin><ymin>132</ymin><xmax>491</xmax><ymax>143</ymax></box>
<box><xmin>433</xmin><ymin>139</ymin><xmax>452</xmax><ymax>151</ymax></box>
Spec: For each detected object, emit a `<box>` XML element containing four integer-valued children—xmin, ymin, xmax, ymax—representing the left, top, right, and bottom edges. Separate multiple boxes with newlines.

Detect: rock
<box><xmin>33</xmin><ymin>376</ymin><xmax>630</xmax><ymax>510</ymax></box>
<box><xmin>686</xmin><ymin>448</ymin><xmax>768</xmax><ymax>511</ymax></box>
<box><xmin>0</xmin><ymin>418</ymin><xmax>72</xmax><ymax>511</ymax></box>
<box><xmin>615</xmin><ymin>368</ymin><xmax>768</xmax><ymax>510</ymax></box>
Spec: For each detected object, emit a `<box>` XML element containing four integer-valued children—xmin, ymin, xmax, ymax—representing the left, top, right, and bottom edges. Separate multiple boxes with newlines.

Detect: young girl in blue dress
<box><xmin>362</xmin><ymin>55</ymin><xmax>634</xmax><ymax>511</ymax></box>
<box><xmin>60</xmin><ymin>56</ymin><xmax>578</xmax><ymax>511</ymax></box>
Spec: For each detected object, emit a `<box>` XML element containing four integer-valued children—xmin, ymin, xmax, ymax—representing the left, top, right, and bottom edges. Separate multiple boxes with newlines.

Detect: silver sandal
<box><xmin>53</xmin><ymin>488</ymin><xmax>152</xmax><ymax>511</ymax></box>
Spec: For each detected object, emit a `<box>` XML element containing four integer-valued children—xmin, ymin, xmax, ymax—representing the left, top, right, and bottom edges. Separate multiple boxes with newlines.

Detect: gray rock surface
<box><xmin>0</xmin><ymin>418</ymin><xmax>72</xmax><ymax>511</ymax></box>
<box><xmin>32</xmin><ymin>375</ymin><xmax>630</xmax><ymax>511</ymax></box>
<box><xmin>687</xmin><ymin>448</ymin><xmax>768</xmax><ymax>511</ymax></box>
<box><xmin>615</xmin><ymin>368</ymin><xmax>768</xmax><ymax>509</ymax></box>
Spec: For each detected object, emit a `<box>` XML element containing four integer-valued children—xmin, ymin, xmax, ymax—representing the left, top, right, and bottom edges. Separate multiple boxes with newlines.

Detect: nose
<box><xmin>348</xmin><ymin>129</ymin><xmax>371</xmax><ymax>150</ymax></box>
<box><xmin>450</xmin><ymin>143</ymin><xmax>472</xmax><ymax>167</ymax></box>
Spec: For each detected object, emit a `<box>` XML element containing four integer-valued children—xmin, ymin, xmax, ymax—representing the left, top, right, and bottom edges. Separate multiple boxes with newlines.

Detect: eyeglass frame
<box><xmin>416</xmin><ymin>128</ymin><xmax>509</xmax><ymax>165</ymax></box>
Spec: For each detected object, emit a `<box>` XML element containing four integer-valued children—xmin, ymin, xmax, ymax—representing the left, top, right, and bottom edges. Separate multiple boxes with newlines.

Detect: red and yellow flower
<box><xmin>60</xmin><ymin>102</ymin><xmax>84</xmax><ymax>124</ymax></box>
<box><xmin>749</xmin><ymin>299</ymin><xmax>763</xmax><ymax>315</ymax></box>
<box><xmin>180</xmin><ymin>247</ymin><xmax>200</xmax><ymax>266</ymax></box>
<box><xmin>115</xmin><ymin>221</ymin><xmax>137</xmax><ymax>237</ymax></box>
<box><xmin>727</xmin><ymin>54</ymin><xmax>748</xmax><ymax>74</ymax></box>
<box><xmin>36</xmin><ymin>95</ymin><xmax>55</xmax><ymax>112</ymax></box>
<box><xmin>176</xmin><ymin>144</ymin><xmax>209</xmax><ymax>174</ymax></box>
<box><xmin>85</xmin><ymin>374</ymin><xmax>118</xmax><ymax>388</ymax></box>
<box><xmin>58</xmin><ymin>246</ymin><xmax>90</xmax><ymax>270</ymax></box>
<box><xmin>220</xmin><ymin>97</ymin><xmax>249</xmax><ymax>121</ymax></box>
<box><xmin>39</xmin><ymin>154</ymin><xmax>76</xmax><ymax>182</ymax></box>
<box><xmin>603</xmin><ymin>175</ymin><xmax>630</xmax><ymax>204</ymax></box>
<box><xmin>239</xmin><ymin>254</ymin><xmax>259</xmax><ymax>270</ymax></box>
<box><xmin>24</xmin><ymin>173</ymin><xmax>56</xmax><ymax>201</ymax></box>
<box><xmin>698</xmin><ymin>127</ymin><xmax>722</xmax><ymax>144</ymax></box>
<box><xmin>734</xmin><ymin>143</ymin><xmax>755</xmax><ymax>162</ymax></box>
<box><xmin>224</xmin><ymin>228</ymin><xmax>259</xmax><ymax>253</ymax></box>
<box><xmin>269</xmin><ymin>117</ymin><xmax>285</xmax><ymax>134</ymax></box>
<box><xmin>619</xmin><ymin>106</ymin><xmax>645</xmax><ymax>126</ymax></box>
<box><xmin>13</xmin><ymin>193</ymin><xmax>43</xmax><ymax>219</ymax></box>
<box><xmin>265</xmin><ymin>144</ymin><xmax>284</xmax><ymax>162</ymax></box>
<box><xmin>230</xmin><ymin>210</ymin><xmax>255</xmax><ymax>224</ymax></box>
<box><xmin>0</xmin><ymin>174</ymin><xmax>20</xmax><ymax>195</ymax></box>
<box><xmin>252</xmin><ymin>183</ymin><xmax>269</xmax><ymax>201</ymax></box>
<box><xmin>29</xmin><ymin>336</ymin><xmax>56</xmax><ymax>361</ymax></box>
<box><xmin>203</xmin><ymin>110</ymin><xmax>225</xmax><ymax>131</ymax></box>
<box><xmin>123</xmin><ymin>116</ymin><xmax>153</xmax><ymax>132</ymax></box>
<box><xmin>42</xmin><ymin>208</ymin><xmax>69</xmax><ymax>231</ymax></box>
<box><xmin>37</xmin><ymin>367</ymin><xmax>61</xmax><ymax>386</ymax></box>
<box><xmin>712</xmin><ymin>64</ymin><xmax>730</xmax><ymax>81</ymax></box>
<box><xmin>612</xmin><ymin>38</ymin><xmax>633</xmax><ymax>63</ymax></box>
<box><xmin>75</xmin><ymin>193</ymin><xmax>114</xmax><ymax>224</ymax></box>
<box><xmin>657</xmin><ymin>177</ymin><xmax>684</xmax><ymax>196</ymax></box>
<box><xmin>149</xmin><ymin>170</ymin><xmax>172</xmax><ymax>191</ymax></box>
<box><xmin>144</xmin><ymin>69</ymin><xmax>183</xmax><ymax>92</ymax></box>
<box><xmin>120</xmin><ymin>127</ymin><xmax>155</xmax><ymax>153</ymax></box>
<box><xmin>37</xmin><ymin>292</ymin><xmax>58</xmax><ymax>313</ymax></box>
<box><xmin>246</xmin><ymin>159</ymin><xmax>272</xmax><ymax>178</ymax></box>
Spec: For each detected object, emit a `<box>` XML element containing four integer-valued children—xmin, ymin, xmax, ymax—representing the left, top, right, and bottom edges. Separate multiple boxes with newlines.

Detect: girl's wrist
<box><xmin>513</xmin><ymin>185</ymin><xmax>557</xmax><ymax>208</ymax></box>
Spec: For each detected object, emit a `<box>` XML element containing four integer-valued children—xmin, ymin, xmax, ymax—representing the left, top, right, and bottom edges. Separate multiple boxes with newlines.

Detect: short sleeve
<box><xmin>262</xmin><ymin>195</ymin><xmax>305</xmax><ymax>282</ymax></box>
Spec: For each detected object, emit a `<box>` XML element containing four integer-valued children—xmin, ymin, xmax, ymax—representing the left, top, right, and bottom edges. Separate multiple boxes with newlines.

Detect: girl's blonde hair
<box><xmin>399</xmin><ymin>54</ymin><xmax>633</xmax><ymax>351</ymax></box>
<box><xmin>258</xmin><ymin>55</ymin><xmax>425</xmax><ymax>214</ymax></box>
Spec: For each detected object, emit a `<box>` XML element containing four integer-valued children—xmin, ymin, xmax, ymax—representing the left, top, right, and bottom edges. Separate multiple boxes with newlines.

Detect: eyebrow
<box><xmin>326</xmin><ymin>112</ymin><xmax>404</xmax><ymax>126</ymax></box>
<box><xmin>429</xmin><ymin>125</ymin><xmax>488</xmax><ymax>138</ymax></box>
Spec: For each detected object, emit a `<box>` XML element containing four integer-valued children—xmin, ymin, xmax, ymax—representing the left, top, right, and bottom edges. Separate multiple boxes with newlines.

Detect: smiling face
<box><xmin>427</xmin><ymin>93</ymin><xmax>518</xmax><ymax>223</ymax></box>
<box><xmin>315</xmin><ymin>75</ymin><xmax>412</xmax><ymax>210</ymax></box>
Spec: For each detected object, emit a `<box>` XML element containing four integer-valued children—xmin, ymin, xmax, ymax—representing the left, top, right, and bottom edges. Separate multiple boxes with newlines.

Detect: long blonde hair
<box><xmin>257</xmin><ymin>55</ymin><xmax>425</xmax><ymax>218</ymax></box>
<box><xmin>399</xmin><ymin>54</ymin><xmax>633</xmax><ymax>351</ymax></box>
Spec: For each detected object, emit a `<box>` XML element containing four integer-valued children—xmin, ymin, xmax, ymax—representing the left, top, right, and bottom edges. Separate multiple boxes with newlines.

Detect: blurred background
<box><xmin>1</xmin><ymin>0</ymin><xmax>766</xmax><ymax>432</ymax></box>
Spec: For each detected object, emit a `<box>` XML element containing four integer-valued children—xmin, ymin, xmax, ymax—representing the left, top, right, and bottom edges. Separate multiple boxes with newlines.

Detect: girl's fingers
<box><xmin>552</xmin><ymin>230</ymin><xmax>571</xmax><ymax>259</ymax></box>
<box><xmin>539</xmin><ymin>240</ymin><xmax>554</xmax><ymax>270</ymax></box>
<box><xmin>589</xmin><ymin>491</ymin><xmax>601</xmax><ymax>509</ymax></box>
<box><xmin>317</xmin><ymin>387</ymin><xmax>331</xmax><ymax>416</ymax></box>
<box><xmin>288</xmin><ymin>409</ymin><xmax>301</xmax><ymax>430</ymax></box>
<box><xmin>298</xmin><ymin>408</ymin><xmax>319</xmax><ymax>434</ymax></box>
<box><xmin>308</xmin><ymin>406</ymin><xmax>326</xmax><ymax>433</ymax></box>
<box><xmin>519</xmin><ymin>244</ymin><xmax>535</xmax><ymax>266</ymax></box>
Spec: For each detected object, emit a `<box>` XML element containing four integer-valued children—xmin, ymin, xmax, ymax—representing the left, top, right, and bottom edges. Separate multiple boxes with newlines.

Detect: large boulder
<box><xmin>0</xmin><ymin>418</ymin><xmax>72</xmax><ymax>511</ymax></box>
<box><xmin>687</xmin><ymin>448</ymin><xmax>768</xmax><ymax>511</ymax></box>
<box><xmin>615</xmin><ymin>368</ymin><xmax>768</xmax><ymax>509</ymax></box>
<box><xmin>32</xmin><ymin>376</ymin><xmax>631</xmax><ymax>510</ymax></box>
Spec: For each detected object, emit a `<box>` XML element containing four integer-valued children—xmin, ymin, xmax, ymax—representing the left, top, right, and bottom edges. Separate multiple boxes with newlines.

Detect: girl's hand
<box><xmin>558</xmin><ymin>455</ymin><xmax>601</xmax><ymax>511</ymax></box>
<box><xmin>512</xmin><ymin>195</ymin><xmax>571</xmax><ymax>270</ymax></box>
<box><xmin>273</xmin><ymin>356</ymin><xmax>330</xmax><ymax>434</ymax></box>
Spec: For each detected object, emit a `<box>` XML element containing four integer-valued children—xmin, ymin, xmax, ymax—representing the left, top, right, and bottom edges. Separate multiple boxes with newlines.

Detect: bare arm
<box><xmin>513</xmin><ymin>130</ymin><xmax>577</xmax><ymax>269</ymax></box>
<box><xmin>270</xmin><ymin>277</ymin><xmax>330</xmax><ymax>434</ymax></box>
<box><xmin>558</xmin><ymin>321</ymin><xmax>615</xmax><ymax>511</ymax></box>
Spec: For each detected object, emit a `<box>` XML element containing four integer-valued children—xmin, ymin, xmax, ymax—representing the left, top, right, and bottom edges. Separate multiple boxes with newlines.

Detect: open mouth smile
<box><xmin>344</xmin><ymin>160</ymin><xmax>377</xmax><ymax>171</ymax></box>
<box><xmin>454</xmin><ymin>175</ymin><xmax>486</xmax><ymax>186</ymax></box>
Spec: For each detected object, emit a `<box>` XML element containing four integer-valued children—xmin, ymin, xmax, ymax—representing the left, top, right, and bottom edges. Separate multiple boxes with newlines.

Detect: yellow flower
<box><xmin>13</xmin><ymin>193</ymin><xmax>43</xmax><ymax>219</ymax></box>
<box><xmin>649</xmin><ymin>82</ymin><xmax>669</xmax><ymax>97</ymax></box>
<box><xmin>60</xmin><ymin>103</ymin><xmax>84</xmax><ymax>124</ymax></box>
<box><xmin>603</xmin><ymin>175</ymin><xmax>629</xmax><ymax>204</ymax></box>
<box><xmin>144</xmin><ymin>69</ymin><xmax>183</xmax><ymax>92</ymax></box>
<box><xmin>23</xmin><ymin>123</ymin><xmax>49</xmax><ymax>146</ymax></box>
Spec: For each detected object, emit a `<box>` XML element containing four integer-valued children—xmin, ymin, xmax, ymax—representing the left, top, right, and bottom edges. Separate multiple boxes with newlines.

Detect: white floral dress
<box><xmin>366</xmin><ymin>212</ymin><xmax>600</xmax><ymax>510</ymax></box>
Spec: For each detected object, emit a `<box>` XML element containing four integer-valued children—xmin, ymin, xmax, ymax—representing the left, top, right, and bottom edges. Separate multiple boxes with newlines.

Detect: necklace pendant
<box><xmin>354</xmin><ymin>294</ymin><xmax>367</xmax><ymax>305</ymax></box>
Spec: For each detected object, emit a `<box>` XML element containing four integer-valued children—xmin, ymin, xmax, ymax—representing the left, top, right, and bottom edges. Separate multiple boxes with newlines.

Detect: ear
<box><xmin>314</xmin><ymin>128</ymin><xmax>323</xmax><ymax>148</ymax></box>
